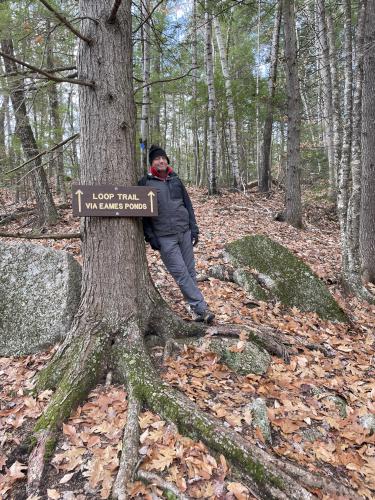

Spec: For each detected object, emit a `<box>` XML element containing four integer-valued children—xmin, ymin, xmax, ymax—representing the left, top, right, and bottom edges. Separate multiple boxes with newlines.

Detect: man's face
<box><xmin>151</xmin><ymin>155</ymin><xmax>168</xmax><ymax>171</ymax></box>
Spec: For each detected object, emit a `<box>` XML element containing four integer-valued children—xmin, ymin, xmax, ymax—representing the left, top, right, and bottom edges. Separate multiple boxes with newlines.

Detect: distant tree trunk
<box><xmin>316</xmin><ymin>0</ymin><xmax>335</xmax><ymax>199</ymax></box>
<box><xmin>1</xmin><ymin>38</ymin><xmax>58</xmax><ymax>226</ymax></box>
<box><xmin>213</xmin><ymin>17</ymin><xmax>241</xmax><ymax>189</ymax></box>
<box><xmin>337</xmin><ymin>0</ymin><xmax>353</xmax><ymax>276</ymax></box>
<box><xmin>46</xmin><ymin>24</ymin><xmax>67</xmax><ymax>204</ymax></box>
<box><xmin>204</xmin><ymin>3</ymin><xmax>218</xmax><ymax>194</ymax></box>
<box><xmin>140</xmin><ymin>0</ymin><xmax>151</xmax><ymax>173</ymax></box>
<box><xmin>282</xmin><ymin>0</ymin><xmax>302</xmax><ymax>228</ymax></box>
<box><xmin>0</xmin><ymin>94</ymin><xmax>7</xmax><ymax>172</ymax></box>
<box><xmin>150</xmin><ymin>49</ymin><xmax>161</xmax><ymax>145</ymax></box>
<box><xmin>360</xmin><ymin>0</ymin><xmax>375</xmax><ymax>285</ymax></box>
<box><xmin>259</xmin><ymin>0</ymin><xmax>281</xmax><ymax>193</ymax></box>
<box><xmin>326</xmin><ymin>11</ymin><xmax>342</xmax><ymax>185</ymax></box>
<box><xmin>192</xmin><ymin>0</ymin><xmax>200</xmax><ymax>186</ymax></box>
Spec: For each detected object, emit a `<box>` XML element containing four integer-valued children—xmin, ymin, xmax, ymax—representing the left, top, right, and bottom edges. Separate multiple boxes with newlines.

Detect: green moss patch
<box><xmin>226</xmin><ymin>235</ymin><xmax>347</xmax><ymax>322</ymax></box>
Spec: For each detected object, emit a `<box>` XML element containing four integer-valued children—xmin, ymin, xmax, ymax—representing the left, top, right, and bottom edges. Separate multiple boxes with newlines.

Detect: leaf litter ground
<box><xmin>0</xmin><ymin>187</ymin><xmax>374</xmax><ymax>499</ymax></box>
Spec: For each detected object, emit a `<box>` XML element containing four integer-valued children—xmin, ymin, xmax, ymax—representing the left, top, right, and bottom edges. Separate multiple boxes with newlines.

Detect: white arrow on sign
<box><xmin>75</xmin><ymin>189</ymin><xmax>83</xmax><ymax>213</ymax></box>
<box><xmin>148</xmin><ymin>191</ymin><xmax>155</xmax><ymax>213</ymax></box>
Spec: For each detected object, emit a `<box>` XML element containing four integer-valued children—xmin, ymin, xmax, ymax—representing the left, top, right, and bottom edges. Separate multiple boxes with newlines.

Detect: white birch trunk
<box><xmin>192</xmin><ymin>0</ymin><xmax>200</xmax><ymax>185</ymax></box>
<box><xmin>344</xmin><ymin>0</ymin><xmax>369</xmax><ymax>297</ymax></box>
<box><xmin>326</xmin><ymin>11</ymin><xmax>342</xmax><ymax>187</ymax></box>
<box><xmin>337</xmin><ymin>0</ymin><xmax>353</xmax><ymax>270</ymax></box>
<box><xmin>204</xmin><ymin>4</ymin><xmax>217</xmax><ymax>194</ymax></box>
<box><xmin>213</xmin><ymin>17</ymin><xmax>241</xmax><ymax>189</ymax></box>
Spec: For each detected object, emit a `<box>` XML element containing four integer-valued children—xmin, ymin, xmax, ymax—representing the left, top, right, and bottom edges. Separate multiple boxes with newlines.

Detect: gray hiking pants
<box><xmin>158</xmin><ymin>230</ymin><xmax>207</xmax><ymax>314</ymax></box>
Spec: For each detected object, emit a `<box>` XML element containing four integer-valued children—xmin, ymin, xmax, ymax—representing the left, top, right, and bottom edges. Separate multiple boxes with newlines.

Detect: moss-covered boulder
<box><xmin>0</xmin><ymin>241</ymin><xmax>82</xmax><ymax>356</ymax></box>
<box><xmin>225</xmin><ymin>235</ymin><xmax>347</xmax><ymax>322</ymax></box>
<box><xmin>193</xmin><ymin>337</ymin><xmax>271</xmax><ymax>375</ymax></box>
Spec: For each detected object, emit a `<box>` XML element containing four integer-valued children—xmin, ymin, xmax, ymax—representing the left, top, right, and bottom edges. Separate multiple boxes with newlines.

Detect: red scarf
<box><xmin>150</xmin><ymin>165</ymin><xmax>173</xmax><ymax>180</ymax></box>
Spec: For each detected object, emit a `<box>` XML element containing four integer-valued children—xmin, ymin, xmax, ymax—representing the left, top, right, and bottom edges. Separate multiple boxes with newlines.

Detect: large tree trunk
<box><xmin>1</xmin><ymin>38</ymin><xmax>58</xmax><ymax>226</ymax></box>
<box><xmin>342</xmin><ymin>0</ymin><xmax>373</xmax><ymax>300</ymax></box>
<box><xmin>213</xmin><ymin>16</ymin><xmax>241</xmax><ymax>189</ymax></box>
<box><xmin>259</xmin><ymin>0</ymin><xmax>281</xmax><ymax>193</ymax></box>
<box><xmin>282</xmin><ymin>0</ymin><xmax>302</xmax><ymax>228</ymax></box>
<box><xmin>360</xmin><ymin>0</ymin><xmax>375</xmax><ymax>284</ymax></box>
<box><xmin>204</xmin><ymin>2</ymin><xmax>218</xmax><ymax>195</ymax></box>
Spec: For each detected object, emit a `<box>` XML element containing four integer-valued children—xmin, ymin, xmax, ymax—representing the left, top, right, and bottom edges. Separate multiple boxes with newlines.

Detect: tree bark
<box><xmin>213</xmin><ymin>16</ymin><xmax>241</xmax><ymax>189</ymax></box>
<box><xmin>46</xmin><ymin>22</ymin><xmax>67</xmax><ymax>204</ymax></box>
<box><xmin>282</xmin><ymin>0</ymin><xmax>302</xmax><ymax>228</ymax></box>
<box><xmin>360</xmin><ymin>0</ymin><xmax>375</xmax><ymax>284</ymax></box>
<box><xmin>140</xmin><ymin>0</ymin><xmax>151</xmax><ymax>174</ymax></box>
<box><xmin>259</xmin><ymin>0</ymin><xmax>282</xmax><ymax>193</ymax></box>
<box><xmin>1</xmin><ymin>38</ymin><xmax>58</xmax><ymax>226</ymax></box>
<box><xmin>192</xmin><ymin>0</ymin><xmax>200</xmax><ymax>186</ymax></box>
<box><xmin>316</xmin><ymin>0</ymin><xmax>335</xmax><ymax>198</ymax></box>
<box><xmin>204</xmin><ymin>2</ymin><xmax>218</xmax><ymax>195</ymax></box>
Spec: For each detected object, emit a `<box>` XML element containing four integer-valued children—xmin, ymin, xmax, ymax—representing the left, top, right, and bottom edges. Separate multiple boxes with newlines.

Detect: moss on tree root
<box><xmin>112</xmin><ymin>336</ymin><xmax>313</xmax><ymax>499</ymax></box>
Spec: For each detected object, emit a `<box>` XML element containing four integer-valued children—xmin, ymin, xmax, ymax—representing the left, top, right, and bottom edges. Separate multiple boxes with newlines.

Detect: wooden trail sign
<box><xmin>72</xmin><ymin>185</ymin><xmax>158</xmax><ymax>217</ymax></box>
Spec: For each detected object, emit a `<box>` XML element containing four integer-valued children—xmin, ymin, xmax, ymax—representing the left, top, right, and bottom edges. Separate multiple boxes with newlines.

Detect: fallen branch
<box><xmin>37</xmin><ymin>0</ymin><xmax>92</xmax><ymax>44</ymax></box>
<box><xmin>137</xmin><ymin>470</ymin><xmax>191</xmax><ymax>500</ymax></box>
<box><xmin>0</xmin><ymin>231</ymin><xmax>81</xmax><ymax>240</ymax></box>
<box><xmin>112</xmin><ymin>387</ymin><xmax>141</xmax><ymax>500</ymax></box>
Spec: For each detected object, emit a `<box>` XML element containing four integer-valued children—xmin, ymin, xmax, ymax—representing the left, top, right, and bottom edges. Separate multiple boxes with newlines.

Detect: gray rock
<box><xmin>359</xmin><ymin>414</ymin><xmax>375</xmax><ymax>433</ymax></box>
<box><xmin>250</xmin><ymin>398</ymin><xmax>272</xmax><ymax>445</ymax></box>
<box><xmin>193</xmin><ymin>337</ymin><xmax>271</xmax><ymax>375</ymax></box>
<box><xmin>225</xmin><ymin>235</ymin><xmax>347</xmax><ymax>322</ymax></box>
<box><xmin>0</xmin><ymin>242</ymin><xmax>81</xmax><ymax>356</ymax></box>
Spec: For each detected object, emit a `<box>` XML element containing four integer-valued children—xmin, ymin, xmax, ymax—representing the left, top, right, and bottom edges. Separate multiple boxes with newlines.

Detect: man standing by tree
<box><xmin>139</xmin><ymin>145</ymin><xmax>214</xmax><ymax>323</ymax></box>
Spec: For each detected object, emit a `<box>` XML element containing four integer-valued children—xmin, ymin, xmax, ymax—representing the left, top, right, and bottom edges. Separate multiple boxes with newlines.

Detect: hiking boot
<box><xmin>193</xmin><ymin>309</ymin><xmax>215</xmax><ymax>324</ymax></box>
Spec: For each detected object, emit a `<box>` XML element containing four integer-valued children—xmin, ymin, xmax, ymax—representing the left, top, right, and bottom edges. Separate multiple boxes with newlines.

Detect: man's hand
<box><xmin>191</xmin><ymin>232</ymin><xmax>199</xmax><ymax>247</ymax></box>
<box><xmin>149</xmin><ymin>236</ymin><xmax>161</xmax><ymax>251</ymax></box>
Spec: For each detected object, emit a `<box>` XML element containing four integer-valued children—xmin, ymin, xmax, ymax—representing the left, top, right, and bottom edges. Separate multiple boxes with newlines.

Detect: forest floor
<box><xmin>0</xmin><ymin>186</ymin><xmax>374</xmax><ymax>500</ymax></box>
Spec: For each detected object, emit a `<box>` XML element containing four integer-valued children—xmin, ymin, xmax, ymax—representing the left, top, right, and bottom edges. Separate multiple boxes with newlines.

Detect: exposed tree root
<box><xmin>112</xmin><ymin>387</ymin><xmax>141</xmax><ymax>500</ymax></box>
<box><xmin>26</xmin><ymin>429</ymin><xmax>52</xmax><ymax>497</ymax></box>
<box><xmin>26</xmin><ymin>315</ymin><xmax>359</xmax><ymax>499</ymax></box>
<box><xmin>112</xmin><ymin>323</ymin><xmax>357</xmax><ymax>500</ymax></box>
<box><xmin>137</xmin><ymin>470</ymin><xmax>191</xmax><ymax>500</ymax></box>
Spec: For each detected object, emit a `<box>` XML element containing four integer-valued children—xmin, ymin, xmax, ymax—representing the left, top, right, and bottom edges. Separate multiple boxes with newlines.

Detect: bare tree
<box><xmin>1</xmin><ymin>37</ymin><xmax>58</xmax><ymax>226</ymax></box>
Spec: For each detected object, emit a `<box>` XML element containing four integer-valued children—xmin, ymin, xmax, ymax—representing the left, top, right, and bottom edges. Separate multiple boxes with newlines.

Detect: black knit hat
<box><xmin>149</xmin><ymin>144</ymin><xmax>170</xmax><ymax>165</ymax></box>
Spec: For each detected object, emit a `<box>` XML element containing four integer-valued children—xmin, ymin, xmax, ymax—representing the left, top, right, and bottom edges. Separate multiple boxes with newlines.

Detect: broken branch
<box><xmin>108</xmin><ymin>0</ymin><xmax>123</xmax><ymax>24</ymax></box>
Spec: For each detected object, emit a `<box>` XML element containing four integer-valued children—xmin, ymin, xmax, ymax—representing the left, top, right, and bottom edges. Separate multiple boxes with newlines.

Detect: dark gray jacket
<box><xmin>138</xmin><ymin>171</ymin><xmax>199</xmax><ymax>240</ymax></box>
